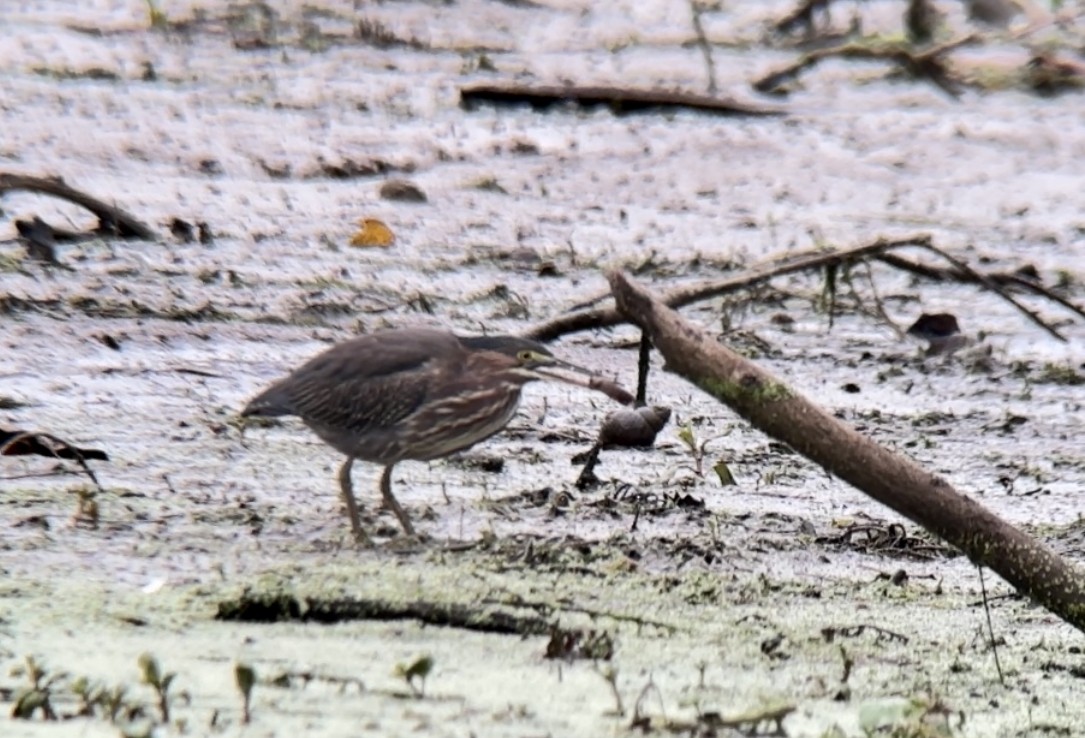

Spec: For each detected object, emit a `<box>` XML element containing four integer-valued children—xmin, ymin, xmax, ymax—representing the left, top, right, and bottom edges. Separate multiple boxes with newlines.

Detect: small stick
<box><xmin>636</xmin><ymin>332</ymin><xmax>651</xmax><ymax>408</ymax></box>
<box><xmin>878</xmin><ymin>253</ymin><xmax>1085</xmax><ymax>323</ymax></box>
<box><xmin>689</xmin><ymin>0</ymin><xmax>717</xmax><ymax>94</ymax></box>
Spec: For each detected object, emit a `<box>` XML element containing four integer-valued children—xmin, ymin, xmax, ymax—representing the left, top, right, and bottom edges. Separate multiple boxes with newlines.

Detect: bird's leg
<box><xmin>380</xmin><ymin>464</ymin><xmax>416</xmax><ymax>537</ymax></box>
<box><xmin>338</xmin><ymin>457</ymin><xmax>372</xmax><ymax>546</ymax></box>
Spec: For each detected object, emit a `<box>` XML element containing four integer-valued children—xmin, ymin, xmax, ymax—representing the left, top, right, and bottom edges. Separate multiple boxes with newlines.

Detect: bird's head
<box><xmin>459</xmin><ymin>334</ymin><xmax>633</xmax><ymax>404</ymax></box>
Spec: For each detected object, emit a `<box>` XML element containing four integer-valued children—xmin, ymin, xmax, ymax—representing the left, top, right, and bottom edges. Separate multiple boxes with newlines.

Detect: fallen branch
<box><xmin>606</xmin><ymin>270</ymin><xmax>1085</xmax><ymax>632</ymax></box>
<box><xmin>0</xmin><ymin>173</ymin><xmax>157</xmax><ymax>240</ymax></box>
<box><xmin>527</xmin><ymin>234</ymin><xmax>1069</xmax><ymax>342</ymax></box>
<box><xmin>460</xmin><ymin>83</ymin><xmax>786</xmax><ymax>117</ymax></box>
<box><xmin>529</xmin><ymin>236</ymin><xmax>928</xmax><ymax>341</ymax></box>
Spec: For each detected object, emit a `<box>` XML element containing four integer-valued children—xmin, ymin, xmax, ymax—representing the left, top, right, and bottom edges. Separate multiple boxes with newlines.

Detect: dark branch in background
<box><xmin>460</xmin><ymin>84</ymin><xmax>786</xmax><ymax>117</ymax></box>
<box><xmin>0</xmin><ymin>173</ymin><xmax>157</xmax><ymax>240</ymax></box>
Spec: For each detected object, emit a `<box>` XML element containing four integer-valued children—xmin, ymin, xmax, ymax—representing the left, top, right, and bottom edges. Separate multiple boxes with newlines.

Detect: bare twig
<box><xmin>919</xmin><ymin>240</ymin><xmax>1066</xmax><ymax>341</ymax></box>
<box><xmin>978</xmin><ymin>566</ymin><xmax>1006</xmax><ymax>685</ymax></box>
<box><xmin>774</xmin><ymin>0</ymin><xmax>831</xmax><ymax>36</ymax></box>
<box><xmin>877</xmin><ymin>252</ymin><xmax>1085</xmax><ymax>323</ymax></box>
<box><xmin>526</xmin><ymin>234</ymin><xmax>1071</xmax><ymax>343</ymax></box>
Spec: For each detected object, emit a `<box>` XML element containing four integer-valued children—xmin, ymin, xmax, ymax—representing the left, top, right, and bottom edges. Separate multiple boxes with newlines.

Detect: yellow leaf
<box><xmin>350</xmin><ymin>218</ymin><xmax>395</xmax><ymax>248</ymax></box>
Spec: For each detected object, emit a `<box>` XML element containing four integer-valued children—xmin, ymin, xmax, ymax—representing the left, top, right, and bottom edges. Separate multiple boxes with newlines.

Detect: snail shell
<box><xmin>597</xmin><ymin>405</ymin><xmax>671</xmax><ymax>448</ymax></box>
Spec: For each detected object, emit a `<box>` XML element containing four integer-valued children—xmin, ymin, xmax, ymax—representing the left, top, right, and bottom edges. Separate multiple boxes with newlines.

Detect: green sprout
<box><xmin>235</xmin><ymin>663</ymin><xmax>256</xmax><ymax>724</ymax></box>
<box><xmin>394</xmin><ymin>655</ymin><xmax>434</xmax><ymax>698</ymax></box>
<box><xmin>138</xmin><ymin>653</ymin><xmax>176</xmax><ymax>723</ymax></box>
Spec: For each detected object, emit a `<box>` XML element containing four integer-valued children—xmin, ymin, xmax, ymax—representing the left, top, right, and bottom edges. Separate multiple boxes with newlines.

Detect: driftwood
<box><xmin>606</xmin><ymin>270</ymin><xmax>1085</xmax><ymax>632</ymax></box>
<box><xmin>527</xmin><ymin>235</ymin><xmax>1073</xmax><ymax>342</ymax></box>
<box><xmin>0</xmin><ymin>173</ymin><xmax>156</xmax><ymax>240</ymax></box>
<box><xmin>459</xmin><ymin>84</ymin><xmax>786</xmax><ymax>118</ymax></box>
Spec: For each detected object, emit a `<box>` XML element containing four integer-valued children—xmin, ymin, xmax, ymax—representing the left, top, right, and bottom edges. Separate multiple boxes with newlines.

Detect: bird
<box><xmin>241</xmin><ymin>327</ymin><xmax>633</xmax><ymax>543</ymax></box>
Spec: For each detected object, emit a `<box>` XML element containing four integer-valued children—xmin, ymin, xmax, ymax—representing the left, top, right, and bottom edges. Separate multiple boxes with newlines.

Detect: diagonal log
<box><xmin>606</xmin><ymin>269</ymin><xmax>1085</xmax><ymax>632</ymax></box>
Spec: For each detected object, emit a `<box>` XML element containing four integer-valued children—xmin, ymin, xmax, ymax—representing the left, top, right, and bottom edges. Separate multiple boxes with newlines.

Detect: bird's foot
<box><xmin>350</xmin><ymin>529</ymin><xmax>375</xmax><ymax>548</ymax></box>
<box><xmin>383</xmin><ymin>530</ymin><xmax>432</xmax><ymax>552</ymax></box>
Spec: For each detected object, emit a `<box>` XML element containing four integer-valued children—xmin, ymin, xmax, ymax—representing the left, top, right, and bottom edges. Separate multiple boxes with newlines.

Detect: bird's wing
<box><xmin>251</xmin><ymin>330</ymin><xmax>464</xmax><ymax>431</ymax></box>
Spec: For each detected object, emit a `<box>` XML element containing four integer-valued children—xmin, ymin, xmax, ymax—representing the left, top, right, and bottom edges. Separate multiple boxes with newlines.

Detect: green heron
<box><xmin>241</xmin><ymin>327</ymin><xmax>632</xmax><ymax>543</ymax></box>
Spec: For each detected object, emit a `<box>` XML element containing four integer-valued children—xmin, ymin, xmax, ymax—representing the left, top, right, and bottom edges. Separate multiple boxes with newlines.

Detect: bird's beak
<box><xmin>533</xmin><ymin>360</ymin><xmax>635</xmax><ymax>405</ymax></box>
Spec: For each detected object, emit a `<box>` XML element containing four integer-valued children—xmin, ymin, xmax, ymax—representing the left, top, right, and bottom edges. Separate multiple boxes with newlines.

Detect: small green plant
<box><xmin>677</xmin><ymin>423</ymin><xmax>707</xmax><ymax>477</ymax></box>
<box><xmin>235</xmin><ymin>663</ymin><xmax>256</xmax><ymax>724</ymax></box>
<box><xmin>394</xmin><ymin>654</ymin><xmax>434</xmax><ymax>698</ymax></box>
<box><xmin>71</xmin><ymin>485</ymin><xmax>100</xmax><ymax>528</ymax></box>
<box><xmin>138</xmin><ymin>652</ymin><xmax>176</xmax><ymax>723</ymax></box>
<box><xmin>712</xmin><ymin>459</ymin><xmax>736</xmax><ymax>486</ymax></box>
<box><xmin>678</xmin><ymin>423</ymin><xmax>734</xmax><ymax>484</ymax></box>
<box><xmin>10</xmin><ymin>656</ymin><xmax>64</xmax><ymax>720</ymax></box>
<box><xmin>66</xmin><ymin>674</ymin><xmax>142</xmax><ymax>723</ymax></box>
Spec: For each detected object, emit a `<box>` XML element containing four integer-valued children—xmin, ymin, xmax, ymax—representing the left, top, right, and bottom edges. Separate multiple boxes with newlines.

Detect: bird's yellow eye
<box><xmin>517</xmin><ymin>350</ymin><xmax>534</xmax><ymax>362</ymax></box>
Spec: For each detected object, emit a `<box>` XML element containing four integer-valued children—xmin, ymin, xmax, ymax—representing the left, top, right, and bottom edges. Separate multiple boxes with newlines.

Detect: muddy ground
<box><xmin>2</xmin><ymin>1</ymin><xmax>1085</xmax><ymax>736</ymax></box>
